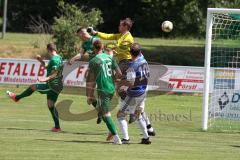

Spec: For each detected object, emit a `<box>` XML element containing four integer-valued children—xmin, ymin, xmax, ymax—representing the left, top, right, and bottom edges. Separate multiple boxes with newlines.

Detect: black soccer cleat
<box><xmin>140</xmin><ymin>138</ymin><xmax>151</xmax><ymax>145</ymax></box>
<box><xmin>121</xmin><ymin>138</ymin><xmax>130</xmax><ymax>144</ymax></box>
<box><xmin>96</xmin><ymin>112</ymin><xmax>102</xmax><ymax>124</ymax></box>
<box><xmin>148</xmin><ymin>130</ymin><xmax>156</xmax><ymax>136</ymax></box>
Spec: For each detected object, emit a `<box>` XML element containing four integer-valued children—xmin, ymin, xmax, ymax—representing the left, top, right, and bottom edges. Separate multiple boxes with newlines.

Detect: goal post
<box><xmin>202</xmin><ymin>8</ymin><xmax>240</xmax><ymax>131</ymax></box>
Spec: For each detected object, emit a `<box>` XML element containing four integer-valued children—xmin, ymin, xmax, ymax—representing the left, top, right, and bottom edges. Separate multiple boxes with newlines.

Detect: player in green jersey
<box><xmin>68</xmin><ymin>27</ymin><xmax>99</xmax><ymax>64</ymax></box>
<box><xmin>68</xmin><ymin>27</ymin><xmax>102</xmax><ymax>124</ymax></box>
<box><xmin>87</xmin><ymin>40</ymin><xmax>122</xmax><ymax>144</ymax></box>
<box><xmin>6</xmin><ymin>43</ymin><xmax>63</xmax><ymax>132</ymax></box>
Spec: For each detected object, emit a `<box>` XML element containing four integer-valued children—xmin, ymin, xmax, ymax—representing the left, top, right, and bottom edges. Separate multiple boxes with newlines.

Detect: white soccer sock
<box><xmin>118</xmin><ymin>117</ymin><xmax>129</xmax><ymax>140</ymax></box>
<box><xmin>142</xmin><ymin>111</ymin><xmax>154</xmax><ymax>132</ymax></box>
<box><xmin>137</xmin><ymin>117</ymin><xmax>149</xmax><ymax>139</ymax></box>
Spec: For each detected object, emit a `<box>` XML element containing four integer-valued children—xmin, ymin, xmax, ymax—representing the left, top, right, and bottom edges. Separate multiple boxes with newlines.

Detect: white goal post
<box><xmin>202</xmin><ymin>8</ymin><xmax>240</xmax><ymax>131</ymax></box>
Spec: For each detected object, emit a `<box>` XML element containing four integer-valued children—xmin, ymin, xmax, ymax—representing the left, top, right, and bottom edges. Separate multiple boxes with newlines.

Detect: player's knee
<box><xmin>30</xmin><ymin>84</ymin><xmax>36</xmax><ymax>91</ymax></box>
<box><xmin>117</xmin><ymin>110</ymin><xmax>125</xmax><ymax>119</ymax></box>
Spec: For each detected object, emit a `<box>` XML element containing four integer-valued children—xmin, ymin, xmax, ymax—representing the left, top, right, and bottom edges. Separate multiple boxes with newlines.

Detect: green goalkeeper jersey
<box><xmin>82</xmin><ymin>36</ymin><xmax>99</xmax><ymax>60</ymax></box>
<box><xmin>47</xmin><ymin>54</ymin><xmax>64</xmax><ymax>94</ymax></box>
<box><xmin>89</xmin><ymin>52</ymin><xmax>118</xmax><ymax>94</ymax></box>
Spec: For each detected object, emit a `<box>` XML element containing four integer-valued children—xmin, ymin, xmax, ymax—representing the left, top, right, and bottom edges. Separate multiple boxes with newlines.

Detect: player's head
<box><xmin>76</xmin><ymin>27</ymin><xmax>91</xmax><ymax>41</ymax></box>
<box><xmin>93</xmin><ymin>40</ymin><xmax>103</xmax><ymax>54</ymax></box>
<box><xmin>47</xmin><ymin>43</ymin><xmax>57</xmax><ymax>53</ymax></box>
<box><xmin>119</xmin><ymin>18</ymin><xmax>133</xmax><ymax>33</ymax></box>
<box><xmin>130</xmin><ymin>43</ymin><xmax>141</xmax><ymax>58</ymax></box>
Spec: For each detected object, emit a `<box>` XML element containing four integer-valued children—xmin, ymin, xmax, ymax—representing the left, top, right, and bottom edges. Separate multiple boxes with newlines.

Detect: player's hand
<box><xmin>36</xmin><ymin>55</ymin><xmax>43</xmax><ymax>61</ymax></box>
<box><xmin>87</xmin><ymin>27</ymin><xmax>97</xmax><ymax>35</ymax></box>
<box><xmin>87</xmin><ymin>97</ymin><xmax>93</xmax><ymax>105</ymax></box>
<box><xmin>68</xmin><ymin>59</ymin><xmax>74</xmax><ymax>65</ymax></box>
<box><xmin>37</xmin><ymin>77</ymin><xmax>46</xmax><ymax>82</ymax></box>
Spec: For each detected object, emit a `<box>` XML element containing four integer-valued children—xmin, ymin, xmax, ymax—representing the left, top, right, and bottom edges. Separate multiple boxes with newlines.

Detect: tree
<box><xmin>52</xmin><ymin>0</ymin><xmax>103</xmax><ymax>59</ymax></box>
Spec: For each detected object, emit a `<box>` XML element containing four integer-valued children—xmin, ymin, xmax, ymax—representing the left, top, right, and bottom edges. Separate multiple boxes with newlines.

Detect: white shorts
<box><xmin>120</xmin><ymin>93</ymin><xmax>146</xmax><ymax>114</ymax></box>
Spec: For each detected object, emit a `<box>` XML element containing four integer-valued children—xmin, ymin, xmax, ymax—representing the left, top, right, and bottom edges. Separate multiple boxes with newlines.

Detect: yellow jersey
<box><xmin>96</xmin><ymin>31</ymin><xmax>134</xmax><ymax>62</ymax></box>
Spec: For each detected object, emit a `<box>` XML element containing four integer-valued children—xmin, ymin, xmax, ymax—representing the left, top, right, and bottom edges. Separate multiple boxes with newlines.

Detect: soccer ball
<box><xmin>161</xmin><ymin>21</ymin><xmax>173</xmax><ymax>32</ymax></box>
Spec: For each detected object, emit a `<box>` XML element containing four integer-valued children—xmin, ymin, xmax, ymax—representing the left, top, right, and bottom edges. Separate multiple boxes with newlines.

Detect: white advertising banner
<box><xmin>0</xmin><ymin>58</ymin><xmax>206</xmax><ymax>93</ymax></box>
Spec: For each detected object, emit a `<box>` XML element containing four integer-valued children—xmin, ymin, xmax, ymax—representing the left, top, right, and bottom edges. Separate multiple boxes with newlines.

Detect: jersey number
<box><xmin>102</xmin><ymin>62</ymin><xmax>112</xmax><ymax>77</ymax></box>
<box><xmin>138</xmin><ymin>64</ymin><xmax>149</xmax><ymax>80</ymax></box>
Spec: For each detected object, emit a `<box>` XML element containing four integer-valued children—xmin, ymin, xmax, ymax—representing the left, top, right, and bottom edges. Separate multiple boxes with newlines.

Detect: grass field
<box><xmin>0</xmin><ymin>33</ymin><xmax>205</xmax><ymax>66</ymax></box>
<box><xmin>0</xmin><ymin>85</ymin><xmax>240</xmax><ymax>160</ymax></box>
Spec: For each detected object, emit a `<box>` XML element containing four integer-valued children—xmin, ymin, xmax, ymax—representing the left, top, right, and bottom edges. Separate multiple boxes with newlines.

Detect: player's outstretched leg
<box><xmin>47</xmin><ymin>99</ymin><xmax>61</xmax><ymax>132</ymax></box>
<box><xmin>117</xmin><ymin>111</ymin><xmax>130</xmax><ymax>144</ymax></box>
<box><xmin>102</xmin><ymin>112</ymin><xmax>122</xmax><ymax>145</ymax></box>
<box><xmin>141</xmin><ymin>111</ymin><xmax>156</xmax><ymax>136</ymax></box>
<box><xmin>6</xmin><ymin>84</ymin><xmax>35</xmax><ymax>102</ymax></box>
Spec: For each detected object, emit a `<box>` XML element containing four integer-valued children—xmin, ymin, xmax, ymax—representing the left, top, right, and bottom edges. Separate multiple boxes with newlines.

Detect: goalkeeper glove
<box><xmin>87</xmin><ymin>27</ymin><xmax>97</xmax><ymax>35</ymax></box>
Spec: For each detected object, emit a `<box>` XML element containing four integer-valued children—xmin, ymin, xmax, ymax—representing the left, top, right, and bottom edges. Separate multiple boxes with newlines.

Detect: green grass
<box><xmin>0</xmin><ymin>33</ymin><xmax>205</xmax><ymax>66</ymax></box>
<box><xmin>0</xmin><ymin>85</ymin><xmax>240</xmax><ymax>160</ymax></box>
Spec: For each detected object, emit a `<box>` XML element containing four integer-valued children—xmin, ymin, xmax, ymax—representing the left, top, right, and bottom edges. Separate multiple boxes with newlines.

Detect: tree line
<box><xmin>4</xmin><ymin>0</ymin><xmax>240</xmax><ymax>37</ymax></box>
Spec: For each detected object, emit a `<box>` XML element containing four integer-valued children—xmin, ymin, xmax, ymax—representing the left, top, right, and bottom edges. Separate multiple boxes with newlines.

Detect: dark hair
<box><xmin>120</xmin><ymin>18</ymin><xmax>133</xmax><ymax>30</ymax></box>
<box><xmin>93</xmin><ymin>40</ymin><xmax>103</xmax><ymax>51</ymax></box>
<box><xmin>76</xmin><ymin>27</ymin><xmax>87</xmax><ymax>33</ymax></box>
<box><xmin>47</xmin><ymin>43</ymin><xmax>57</xmax><ymax>51</ymax></box>
<box><xmin>130</xmin><ymin>43</ymin><xmax>141</xmax><ymax>57</ymax></box>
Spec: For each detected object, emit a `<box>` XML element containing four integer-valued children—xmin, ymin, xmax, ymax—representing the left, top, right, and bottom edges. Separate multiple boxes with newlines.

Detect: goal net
<box><xmin>203</xmin><ymin>8</ymin><xmax>240</xmax><ymax>131</ymax></box>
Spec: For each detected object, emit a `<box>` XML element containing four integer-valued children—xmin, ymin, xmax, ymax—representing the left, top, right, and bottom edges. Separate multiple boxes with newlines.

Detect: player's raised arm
<box><xmin>36</xmin><ymin>55</ymin><xmax>47</xmax><ymax>68</ymax></box>
<box><xmin>68</xmin><ymin>48</ymin><xmax>84</xmax><ymax>65</ymax></box>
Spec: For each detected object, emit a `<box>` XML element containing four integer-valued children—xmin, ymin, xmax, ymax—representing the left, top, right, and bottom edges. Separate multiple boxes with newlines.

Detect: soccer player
<box><xmin>117</xmin><ymin>43</ymin><xmax>151</xmax><ymax>144</ymax></box>
<box><xmin>89</xmin><ymin>18</ymin><xmax>155</xmax><ymax>136</ymax></box>
<box><xmin>86</xmin><ymin>40</ymin><xmax>122</xmax><ymax>144</ymax></box>
<box><xmin>6</xmin><ymin>43</ymin><xmax>63</xmax><ymax>132</ymax></box>
<box><xmin>68</xmin><ymin>27</ymin><xmax>99</xmax><ymax>64</ymax></box>
<box><xmin>68</xmin><ymin>27</ymin><xmax>101</xmax><ymax>124</ymax></box>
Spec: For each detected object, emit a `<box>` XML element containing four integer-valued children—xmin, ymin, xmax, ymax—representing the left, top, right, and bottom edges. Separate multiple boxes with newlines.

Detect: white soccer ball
<box><xmin>161</xmin><ymin>21</ymin><xmax>173</xmax><ymax>32</ymax></box>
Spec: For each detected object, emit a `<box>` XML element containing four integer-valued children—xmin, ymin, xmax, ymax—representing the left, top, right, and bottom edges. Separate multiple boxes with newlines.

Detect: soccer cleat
<box><xmin>121</xmin><ymin>138</ymin><xmax>130</xmax><ymax>144</ymax></box>
<box><xmin>140</xmin><ymin>137</ymin><xmax>151</xmax><ymax>144</ymax></box>
<box><xmin>113</xmin><ymin>137</ymin><xmax>122</xmax><ymax>145</ymax></box>
<box><xmin>51</xmin><ymin>127</ymin><xmax>61</xmax><ymax>132</ymax></box>
<box><xmin>106</xmin><ymin>132</ymin><xmax>113</xmax><ymax>141</ymax></box>
<box><xmin>96</xmin><ymin>112</ymin><xmax>102</xmax><ymax>124</ymax></box>
<box><xmin>6</xmin><ymin>91</ymin><xmax>18</xmax><ymax>102</ymax></box>
<box><xmin>148</xmin><ymin>130</ymin><xmax>156</xmax><ymax>136</ymax></box>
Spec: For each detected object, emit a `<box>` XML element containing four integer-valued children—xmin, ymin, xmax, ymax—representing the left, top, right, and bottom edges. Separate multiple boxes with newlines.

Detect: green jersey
<box><xmin>47</xmin><ymin>54</ymin><xmax>64</xmax><ymax>94</ymax></box>
<box><xmin>89</xmin><ymin>52</ymin><xmax>118</xmax><ymax>94</ymax></box>
<box><xmin>82</xmin><ymin>36</ymin><xmax>99</xmax><ymax>60</ymax></box>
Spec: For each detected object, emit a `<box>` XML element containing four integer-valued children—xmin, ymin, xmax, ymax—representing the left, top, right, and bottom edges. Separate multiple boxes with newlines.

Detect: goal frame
<box><xmin>202</xmin><ymin>8</ymin><xmax>240</xmax><ymax>131</ymax></box>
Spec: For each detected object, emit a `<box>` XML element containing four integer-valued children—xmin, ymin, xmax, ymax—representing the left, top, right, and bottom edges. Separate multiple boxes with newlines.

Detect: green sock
<box><xmin>103</xmin><ymin>116</ymin><xmax>117</xmax><ymax>135</ymax></box>
<box><xmin>49</xmin><ymin>107</ymin><xmax>60</xmax><ymax>129</ymax></box>
<box><xmin>16</xmin><ymin>87</ymin><xmax>34</xmax><ymax>101</ymax></box>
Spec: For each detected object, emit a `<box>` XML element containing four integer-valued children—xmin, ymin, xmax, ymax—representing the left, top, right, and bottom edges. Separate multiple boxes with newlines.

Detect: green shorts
<box><xmin>97</xmin><ymin>92</ymin><xmax>114</xmax><ymax>113</ymax></box>
<box><xmin>35</xmin><ymin>83</ymin><xmax>59</xmax><ymax>102</ymax></box>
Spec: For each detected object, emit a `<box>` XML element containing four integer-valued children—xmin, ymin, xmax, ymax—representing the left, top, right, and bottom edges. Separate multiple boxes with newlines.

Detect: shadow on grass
<box><xmin>36</xmin><ymin>138</ymin><xmax>111</xmax><ymax>144</ymax></box>
<box><xmin>230</xmin><ymin>145</ymin><xmax>240</xmax><ymax>148</ymax></box>
<box><xmin>0</xmin><ymin>127</ymin><xmax>105</xmax><ymax>136</ymax></box>
<box><xmin>36</xmin><ymin>138</ymin><xmax>138</xmax><ymax>145</ymax></box>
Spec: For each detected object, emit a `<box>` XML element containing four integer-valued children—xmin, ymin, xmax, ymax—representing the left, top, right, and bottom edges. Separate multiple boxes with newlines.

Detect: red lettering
<box><xmin>22</xmin><ymin>64</ymin><xmax>28</xmax><ymax>76</ymax></box>
<box><xmin>38</xmin><ymin>65</ymin><xmax>45</xmax><ymax>76</ymax></box>
<box><xmin>8</xmin><ymin>63</ymin><xmax>14</xmax><ymax>75</ymax></box>
<box><xmin>13</xmin><ymin>63</ymin><xmax>21</xmax><ymax>76</ymax></box>
<box><xmin>0</xmin><ymin>62</ymin><xmax>6</xmax><ymax>75</ymax></box>
<box><xmin>30</xmin><ymin>64</ymin><xmax>35</xmax><ymax>76</ymax></box>
<box><xmin>76</xmin><ymin>66</ymin><xmax>84</xmax><ymax>78</ymax></box>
